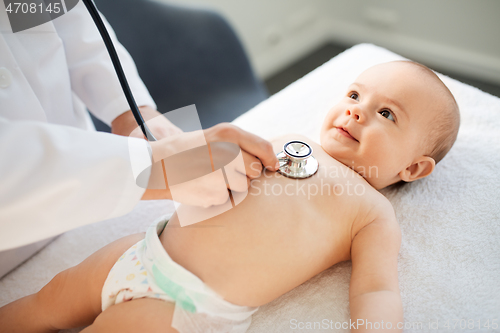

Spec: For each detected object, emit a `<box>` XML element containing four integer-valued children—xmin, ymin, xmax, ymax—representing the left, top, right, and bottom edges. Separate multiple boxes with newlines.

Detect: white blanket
<box><xmin>1</xmin><ymin>44</ymin><xmax>499</xmax><ymax>332</ymax></box>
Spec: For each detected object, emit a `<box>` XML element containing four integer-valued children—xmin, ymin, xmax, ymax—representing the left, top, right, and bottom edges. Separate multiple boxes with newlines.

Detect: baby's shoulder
<box><xmin>351</xmin><ymin>191</ymin><xmax>399</xmax><ymax>241</ymax></box>
<box><xmin>372</xmin><ymin>194</ymin><xmax>397</xmax><ymax>223</ymax></box>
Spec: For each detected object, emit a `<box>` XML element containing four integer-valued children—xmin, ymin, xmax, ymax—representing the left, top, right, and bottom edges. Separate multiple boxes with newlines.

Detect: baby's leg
<box><xmin>80</xmin><ymin>298</ymin><xmax>179</xmax><ymax>333</ymax></box>
<box><xmin>0</xmin><ymin>233</ymin><xmax>145</xmax><ymax>333</ymax></box>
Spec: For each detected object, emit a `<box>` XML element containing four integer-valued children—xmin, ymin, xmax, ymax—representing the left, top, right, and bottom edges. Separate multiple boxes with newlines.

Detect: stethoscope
<box><xmin>277</xmin><ymin>141</ymin><xmax>319</xmax><ymax>179</ymax></box>
<box><xmin>83</xmin><ymin>0</ymin><xmax>319</xmax><ymax>179</ymax></box>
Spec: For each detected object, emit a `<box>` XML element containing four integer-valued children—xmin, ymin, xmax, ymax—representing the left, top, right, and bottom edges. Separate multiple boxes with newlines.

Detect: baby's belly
<box><xmin>160</xmin><ymin>172</ymin><xmax>356</xmax><ymax>307</ymax></box>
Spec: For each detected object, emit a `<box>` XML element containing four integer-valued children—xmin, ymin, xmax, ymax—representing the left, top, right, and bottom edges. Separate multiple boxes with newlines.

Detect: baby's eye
<box><xmin>349</xmin><ymin>92</ymin><xmax>359</xmax><ymax>101</ymax></box>
<box><xmin>379</xmin><ymin>109</ymin><xmax>395</xmax><ymax>121</ymax></box>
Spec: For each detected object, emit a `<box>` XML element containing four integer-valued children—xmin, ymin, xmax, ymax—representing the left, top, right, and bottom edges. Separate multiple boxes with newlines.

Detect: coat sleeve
<box><xmin>52</xmin><ymin>1</ymin><xmax>157</xmax><ymax>125</ymax></box>
<box><xmin>0</xmin><ymin>116</ymin><xmax>152</xmax><ymax>251</ymax></box>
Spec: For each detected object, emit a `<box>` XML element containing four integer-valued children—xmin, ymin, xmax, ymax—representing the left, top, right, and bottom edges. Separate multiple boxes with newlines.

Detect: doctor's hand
<box><xmin>203</xmin><ymin>122</ymin><xmax>279</xmax><ymax>173</ymax></box>
<box><xmin>141</xmin><ymin>123</ymin><xmax>279</xmax><ymax>206</ymax></box>
<box><xmin>111</xmin><ymin>106</ymin><xmax>183</xmax><ymax>139</ymax></box>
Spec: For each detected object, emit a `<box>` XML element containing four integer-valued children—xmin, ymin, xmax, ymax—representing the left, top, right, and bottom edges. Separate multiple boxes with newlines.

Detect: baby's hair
<box><xmin>393</xmin><ymin>60</ymin><xmax>460</xmax><ymax>164</ymax></box>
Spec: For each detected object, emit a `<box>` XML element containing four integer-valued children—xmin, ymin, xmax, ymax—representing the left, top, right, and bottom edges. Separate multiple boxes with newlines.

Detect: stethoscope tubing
<box><xmin>82</xmin><ymin>0</ymin><xmax>157</xmax><ymax>142</ymax></box>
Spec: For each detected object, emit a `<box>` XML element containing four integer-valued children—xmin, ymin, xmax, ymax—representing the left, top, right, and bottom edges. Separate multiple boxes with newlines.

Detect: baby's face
<box><xmin>320</xmin><ymin>62</ymin><xmax>442</xmax><ymax>189</ymax></box>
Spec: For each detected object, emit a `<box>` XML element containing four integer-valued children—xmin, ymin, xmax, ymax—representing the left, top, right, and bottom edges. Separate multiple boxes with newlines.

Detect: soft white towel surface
<box><xmin>1</xmin><ymin>44</ymin><xmax>499</xmax><ymax>332</ymax></box>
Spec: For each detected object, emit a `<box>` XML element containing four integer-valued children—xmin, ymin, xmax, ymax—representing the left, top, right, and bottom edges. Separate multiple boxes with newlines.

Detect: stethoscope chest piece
<box><xmin>277</xmin><ymin>140</ymin><xmax>319</xmax><ymax>179</ymax></box>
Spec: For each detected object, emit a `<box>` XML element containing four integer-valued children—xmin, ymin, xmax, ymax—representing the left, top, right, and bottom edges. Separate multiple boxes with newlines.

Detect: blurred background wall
<box><xmin>160</xmin><ymin>0</ymin><xmax>500</xmax><ymax>93</ymax></box>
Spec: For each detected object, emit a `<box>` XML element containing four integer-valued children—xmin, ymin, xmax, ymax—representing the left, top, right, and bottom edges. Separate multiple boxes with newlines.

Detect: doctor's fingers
<box><xmin>221</xmin><ymin>171</ymin><xmax>250</xmax><ymax>193</ymax></box>
<box><xmin>204</xmin><ymin>123</ymin><xmax>278</xmax><ymax>171</ymax></box>
<box><xmin>239</xmin><ymin>150</ymin><xmax>263</xmax><ymax>179</ymax></box>
<box><xmin>219</xmin><ymin>151</ymin><xmax>261</xmax><ymax>193</ymax></box>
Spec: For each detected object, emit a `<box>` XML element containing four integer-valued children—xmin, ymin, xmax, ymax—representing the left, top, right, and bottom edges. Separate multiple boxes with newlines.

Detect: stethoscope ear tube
<box><xmin>82</xmin><ymin>0</ymin><xmax>157</xmax><ymax>142</ymax></box>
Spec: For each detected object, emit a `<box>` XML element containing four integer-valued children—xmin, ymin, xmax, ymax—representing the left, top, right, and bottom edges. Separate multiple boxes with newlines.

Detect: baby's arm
<box><xmin>349</xmin><ymin>203</ymin><xmax>403</xmax><ymax>332</ymax></box>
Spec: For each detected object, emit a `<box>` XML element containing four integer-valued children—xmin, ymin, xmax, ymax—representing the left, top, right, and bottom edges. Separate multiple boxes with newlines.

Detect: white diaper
<box><xmin>101</xmin><ymin>215</ymin><xmax>259</xmax><ymax>333</ymax></box>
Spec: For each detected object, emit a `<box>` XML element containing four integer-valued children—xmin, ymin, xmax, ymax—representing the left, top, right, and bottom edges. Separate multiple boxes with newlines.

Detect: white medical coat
<box><xmin>0</xmin><ymin>1</ymin><xmax>155</xmax><ymax>250</ymax></box>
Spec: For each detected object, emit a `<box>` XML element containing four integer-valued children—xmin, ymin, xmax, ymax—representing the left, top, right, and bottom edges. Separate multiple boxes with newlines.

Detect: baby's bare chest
<box><xmin>241</xmin><ymin>158</ymin><xmax>373</xmax><ymax>249</ymax></box>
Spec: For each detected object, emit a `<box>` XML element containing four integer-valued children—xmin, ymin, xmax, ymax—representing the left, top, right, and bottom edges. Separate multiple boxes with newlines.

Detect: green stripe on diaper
<box><xmin>152</xmin><ymin>264</ymin><xmax>197</xmax><ymax>313</ymax></box>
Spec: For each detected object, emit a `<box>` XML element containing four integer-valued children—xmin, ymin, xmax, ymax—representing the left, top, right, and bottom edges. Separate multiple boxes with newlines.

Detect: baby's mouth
<box><xmin>336</xmin><ymin>127</ymin><xmax>359</xmax><ymax>142</ymax></box>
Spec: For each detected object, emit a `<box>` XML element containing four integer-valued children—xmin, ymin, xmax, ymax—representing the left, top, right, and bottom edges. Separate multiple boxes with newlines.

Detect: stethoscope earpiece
<box><xmin>276</xmin><ymin>140</ymin><xmax>319</xmax><ymax>179</ymax></box>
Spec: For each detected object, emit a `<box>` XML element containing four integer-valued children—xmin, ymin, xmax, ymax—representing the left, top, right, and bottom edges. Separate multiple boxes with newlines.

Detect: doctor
<box><xmin>0</xmin><ymin>1</ymin><xmax>278</xmax><ymax>251</ymax></box>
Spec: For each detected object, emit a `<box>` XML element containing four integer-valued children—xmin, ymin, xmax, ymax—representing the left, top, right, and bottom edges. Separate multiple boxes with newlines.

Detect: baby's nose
<box><xmin>346</xmin><ymin>109</ymin><xmax>362</xmax><ymax>121</ymax></box>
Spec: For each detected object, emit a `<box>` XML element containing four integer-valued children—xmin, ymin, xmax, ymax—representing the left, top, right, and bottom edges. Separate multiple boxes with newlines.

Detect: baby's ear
<box><xmin>399</xmin><ymin>156</ymin><xmax>435</xmax><ymax>182</ymax></box>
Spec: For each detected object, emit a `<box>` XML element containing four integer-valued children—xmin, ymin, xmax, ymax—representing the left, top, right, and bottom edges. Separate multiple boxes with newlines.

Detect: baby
<box><xmin>0</xmin><ymin>61</ymin><xmax>460</xmax><ymax>333</ymax></box>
